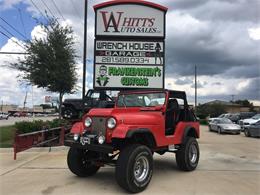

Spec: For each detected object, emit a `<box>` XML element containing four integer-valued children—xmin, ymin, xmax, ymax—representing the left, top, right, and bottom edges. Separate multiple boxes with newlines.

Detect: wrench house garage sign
<box><xmin>93</xmin><ymin>0</ymin><xmax>167</xmax><ymax>89</ymax></box>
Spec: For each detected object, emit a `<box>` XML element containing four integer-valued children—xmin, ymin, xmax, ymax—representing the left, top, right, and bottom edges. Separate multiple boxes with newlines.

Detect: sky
<box><xmin>0</xmin><ymin>0</ymin><xmax>259</xmax><ymax>107</ymax></box>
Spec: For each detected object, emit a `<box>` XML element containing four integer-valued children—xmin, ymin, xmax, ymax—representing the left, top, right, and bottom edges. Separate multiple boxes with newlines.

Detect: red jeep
<box><xmin>65</xmin><ymin>89</ymin><xmax>200</xmax><ymax>193</ymax></box>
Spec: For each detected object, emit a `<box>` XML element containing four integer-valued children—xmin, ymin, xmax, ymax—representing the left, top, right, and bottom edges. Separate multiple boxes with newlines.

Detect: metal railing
<box><xmin>13</xmin><ymin>126</ymin><xmax>71</xmax><ymax>160</ymax></box>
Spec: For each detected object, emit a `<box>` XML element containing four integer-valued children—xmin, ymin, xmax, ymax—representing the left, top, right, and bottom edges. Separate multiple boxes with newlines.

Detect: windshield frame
<box><xmin>116</xmin><ymin>91</ymin><xmax>167</xmax><ymax>108</ymax></box>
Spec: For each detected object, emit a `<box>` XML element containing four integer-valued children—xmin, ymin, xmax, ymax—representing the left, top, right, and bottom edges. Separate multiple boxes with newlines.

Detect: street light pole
<box><xmin>82</xmin><ymin>0</ymin><xmax>88</xmax><ymax>100</ymax></box>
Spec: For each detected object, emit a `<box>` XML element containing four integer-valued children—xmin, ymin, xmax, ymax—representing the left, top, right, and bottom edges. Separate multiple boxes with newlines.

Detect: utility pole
<box><xmin>195</xmin><ymin>65</ymin><xmax>197</xmax><ymax>112</ymax></box>
<box><xmin>82</xmin><ymin>0</ymin><xmax>88</xmax><ymax>100</ymax></box>
<box><xmin>231</xmin><ymin>94</ymin><xmax>235</xmax><ymax>102</ymax></box>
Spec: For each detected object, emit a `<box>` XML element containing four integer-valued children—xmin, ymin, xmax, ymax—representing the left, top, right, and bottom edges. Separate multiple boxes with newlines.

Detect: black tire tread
<box><xmin>115</xmin><ymin>144</ymin><xmax>153</xmax><ymax>193</ymax></box>
<box><xmin>176</xmin><ymin>137</ymin><xmax>199</xmax><ymax>171</ymax></box>
<box><xmin>67</xmin><ymin>148</ymin><xmax>100</xmax><ymax>177</ymax></box>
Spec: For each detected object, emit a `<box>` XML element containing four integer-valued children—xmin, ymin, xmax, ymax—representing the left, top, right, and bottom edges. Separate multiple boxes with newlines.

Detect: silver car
<box><xmin>209</xmin><ymin>118</ymin><xmax>241</xmax><ymax>134</ymax></box>
<box><xmin>0</xmin><ymin>112</ymin><xmax>9</xmax><ymax>120</ymax></box>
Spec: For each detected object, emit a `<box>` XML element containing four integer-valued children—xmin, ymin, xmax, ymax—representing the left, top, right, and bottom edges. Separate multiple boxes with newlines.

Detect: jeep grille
<box><xmin>91</xmin><ymin>117</ymin><xmax>106</xmax><ymax>135</ymax></box>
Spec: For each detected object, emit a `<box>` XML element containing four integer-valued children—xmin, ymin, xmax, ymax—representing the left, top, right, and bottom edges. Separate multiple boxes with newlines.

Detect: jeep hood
<box><xmin>88</xmin><ymin>107</ymin><xmax>162</xmax><ymax>125</ymax></box>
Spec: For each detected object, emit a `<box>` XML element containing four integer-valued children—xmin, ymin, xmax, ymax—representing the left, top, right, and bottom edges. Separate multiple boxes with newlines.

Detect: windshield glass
<box><xmin>117</xmin><ymin>92</ymin><xmax>166</xmax><ymax>107</ymax></box>
<box><xmin>252</xmin><ymin>114</ymin><xmax>260</xmax><ymax>119</ymax></box>
<box><xmin>220</xmin><ymin>118</ymin><xmax>233</xmax><ymax>124</ymax></box>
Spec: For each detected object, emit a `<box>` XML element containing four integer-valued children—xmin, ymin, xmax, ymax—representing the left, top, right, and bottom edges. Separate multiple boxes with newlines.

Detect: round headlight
<box><xmin>85</xmin><ymin>117</ymin><xmax>92</xmax><ymax>127</ymax></box>
<box><xmin>107</xmin><ymin>117</ymin><xmax>116</xmax><ymax>129</ymax></box>
<box><xmin>97</xmin><ymin>135</ymin><xmax>105</xmax><ymax>144</ymax></box>
<box><xmin>73</xmin><ymin>133</ymin><xmax>79</xmax><ymax>141</ymax></box>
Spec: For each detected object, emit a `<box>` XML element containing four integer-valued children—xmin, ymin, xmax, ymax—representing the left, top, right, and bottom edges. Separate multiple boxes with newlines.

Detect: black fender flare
<box><xmin>126</xmin><ymin>128</ymin><xmax>157</xmax><ymax>148</ymax></box>
<box><xmin>182</xmin><ymin>126</ymin><xmax>198</xmax><ymax>142</ymax></box>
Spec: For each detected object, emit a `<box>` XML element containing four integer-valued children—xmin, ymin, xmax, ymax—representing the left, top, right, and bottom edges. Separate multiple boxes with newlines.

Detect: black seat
<box><xmin>165</xmin><ymin>99</ymin><xmax>180</xmax><ymax>135</ymax></box>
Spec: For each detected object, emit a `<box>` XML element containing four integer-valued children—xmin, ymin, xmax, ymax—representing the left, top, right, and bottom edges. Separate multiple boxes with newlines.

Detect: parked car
<box><xmin>209</xmin><ymin>118</ymin><xmax>241</xmax><ymax>134</ymax></box>
<box><xmin>218</xmin><ymin>113</ymin><xmax>231</xmax><ymax>118</ymax></box>
<box><xmin>244</xmin><ymin>121</ymin><xmax>260</xmax><ymax>138</ymax></box>
<box><xmin>208</xmin><ymin>113</ymin><xmax>230</xmax><ymax>123</ymax></box>
<box><xmin>0</xmin><ymin>112</ymin><xmax>9</xmax><ymax>120</ymax></box>
<box><xmin>239</xmin><ymin>114</ymin><xmax>260</xmax><ymax>129</ymax></box>
<box><xmin>227</xmin><ymin>113</ymin><xmax>240</xmax><ymax>124</ymax></box>
<box><xmin>13</xmin><ymin>112</ymin><xmax>27</xmax><ymax>117</ymax></box>
<box><xmin>239</xmin><ymin>112</ymin><xmax>256</xmax><ymax>120</ymax></box>
<box><xmin>226</xmin><ymin>112</ymin><xmax>256</xmax><ymax>124</ymax></box>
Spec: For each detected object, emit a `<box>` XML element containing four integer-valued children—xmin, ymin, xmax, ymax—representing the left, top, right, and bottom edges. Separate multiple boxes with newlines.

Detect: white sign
<box><xmin>45</xmin><ymin>96</ymin><xmax>52</xmax><ymax>103</ymax></box>
<box><xmin>95</xmin><ymin>40</ymin><xmax>164</xmax><ymax>65</ymax></box>
<box><xmin>94</xmin><ymin>64</ymin><xmax>163</xmax><ymax>89</ymax></box>
<box><xmin>95</xmin><ymin>4</ymin><xmax>165</xmax><ymax>37</ymax></box>
<box><xmin>45</xmin><ymin>96</ymin><xmax>59</xmax><ymax>103</ymax></box>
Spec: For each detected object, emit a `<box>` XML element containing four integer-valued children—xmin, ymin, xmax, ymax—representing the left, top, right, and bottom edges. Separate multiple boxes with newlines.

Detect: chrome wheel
<box><xmin>64</xmin><ymin>110</ymin><xmax>72</xmax><ymax>118</ymax></box>
<box><xmin>134</xmin><ymin>156</ymin><xmax>149</xmax><ymax>182</ymax></box>
<box><xmin>189</xmin><ymin>143</ymin><xmax>198</xmax><ymax>164</ymax></box>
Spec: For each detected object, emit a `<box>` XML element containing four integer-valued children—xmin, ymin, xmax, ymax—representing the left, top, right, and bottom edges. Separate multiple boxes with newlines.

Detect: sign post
<box><xmin>93</xmin><ymin>0</ymin><xmax>167</xmax><ymax>90</ymax></box>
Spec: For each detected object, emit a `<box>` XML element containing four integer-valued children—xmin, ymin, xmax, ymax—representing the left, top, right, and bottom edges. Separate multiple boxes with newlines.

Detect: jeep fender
<box><xmin>70</xmin><ymin>122</ymin><xmax>84</xmax><ymax>134</ymax></box>
<box><xmin>182</xmin><ymin>126</ymin><xmax>199</xmax><ymax>143</ymax></box>
<box><xmin>112</xmin><ymin>128</ymin><xmax>157</xmax><ymax>148</ymax></box>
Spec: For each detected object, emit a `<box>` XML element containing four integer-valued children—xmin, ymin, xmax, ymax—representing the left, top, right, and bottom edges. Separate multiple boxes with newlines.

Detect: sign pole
<box><xmin>82</xmin><ymin>0</ymin><xmax>88</xmax><ymax>100</ymax></box>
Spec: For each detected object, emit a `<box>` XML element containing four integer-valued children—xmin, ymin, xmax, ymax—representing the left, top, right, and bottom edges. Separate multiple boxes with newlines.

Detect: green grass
<box><xmin>0</xmin><ymin>125</ymin><xmax>15</xmax><ymax>148</ymax></box>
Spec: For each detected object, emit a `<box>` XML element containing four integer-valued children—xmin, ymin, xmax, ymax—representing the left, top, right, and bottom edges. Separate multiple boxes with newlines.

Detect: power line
<box><xmin>0</xmin><ymin>52</ymin><xmax>29</xmax><ymax>55</ymax></box>
<box><xmin>51</xmin><ymin>0</ymin><xmax>65</xmax><ymax>21</ymax></box>
<box><xmin>30</xmin><ymin>0</ymin><xmax>46</xmax><ymax>19</ymax></box>
<box><xmin>0</xmin><ymin>31</ymin><xmax>26</xmax><ymax>50</ymax></box>
<box><xmin>40</xmin><ymin>0</ymin><xmax>56</xmax><ymax>19</ymax></box>
<box><xmin>0</xmin><ymin>24</ymin><xmax>16</xmax><ymax>38</ymax></box>
<box><xmin>0</xmin><ymin>16</ymin><xmax>27</xmax><ymax>40</ymax></box>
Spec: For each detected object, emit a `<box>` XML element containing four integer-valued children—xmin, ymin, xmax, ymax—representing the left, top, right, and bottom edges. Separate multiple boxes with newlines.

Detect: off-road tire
<box><xmin>67</xmin><ymin>148</ymin><xmax>100</xmax><ymax>177</ymax></box>
<box><xmin>176</xmin><ymin>137</ymin><xmax>199</xmax><ymax>171</ymax></box>
<box><xmin>62</xmin><ymin>107</ymin><xmax>76</xmax><ymax>119</ymax></box>
<box><xmin>115</xmin><ymin>144</ymin><xmax>153</xmax><ymax>193</ymax></box>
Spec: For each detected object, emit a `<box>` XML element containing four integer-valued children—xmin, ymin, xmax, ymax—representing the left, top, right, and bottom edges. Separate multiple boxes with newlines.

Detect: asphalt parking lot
<box><xmin>0</xmin><ymin>125</ymin><xmax>259</xmax><ymax>195</ymax></box>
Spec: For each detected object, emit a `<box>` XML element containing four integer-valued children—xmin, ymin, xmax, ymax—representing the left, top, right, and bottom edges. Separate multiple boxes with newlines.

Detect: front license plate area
<box><xmin>80</xmin><ymin>136</ymin><xmax>91</xmax><ymax>145</ymax></box>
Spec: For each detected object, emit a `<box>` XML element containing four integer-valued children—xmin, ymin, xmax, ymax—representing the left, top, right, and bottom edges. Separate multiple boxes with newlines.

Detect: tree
<box><xmin>11</xmin><ymin>18</ymin><xmax>77</xmax><ymax>118</ymax></box>
<box><xmin>233</xmin><ymin>99</ymin><xmax>255</xmax><ymax>112</ymax></box>
<box><xmin>196</xmin><ymin>103</ymin><xmax>227</xmax><ymax>119</ymax></box>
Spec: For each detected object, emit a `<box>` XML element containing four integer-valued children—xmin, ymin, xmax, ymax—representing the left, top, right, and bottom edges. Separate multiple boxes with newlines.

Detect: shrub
<box><xmin>199</xmin><ymin>119</ymin><xmax>208</xmax><ymax>125</ymax></box>
<box><xmin>14</xmin><ymin>119</ymin><xmax>68</xmax><ymax>134</ymax></box>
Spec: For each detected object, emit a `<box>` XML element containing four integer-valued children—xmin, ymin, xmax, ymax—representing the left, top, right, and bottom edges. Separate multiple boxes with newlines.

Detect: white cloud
<box><xmin>31</xmin><ymin>25</ymin><xmax>46</xmax><ymax>40</ymax></box>
<box><xmin>248</xmin><ymin>27</ymin><xmax>260</xmax><ymax>40</ymax></box>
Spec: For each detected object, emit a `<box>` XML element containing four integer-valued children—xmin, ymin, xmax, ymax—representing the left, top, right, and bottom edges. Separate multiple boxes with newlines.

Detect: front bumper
<box><xmin>64</xmin><ymin>135</ymin><xmax>114</xmax><ymax>153</ymax></box>
<box><xmin>222</xmin><ymin>129</ymin><xmax>240</xmax><ymax>133</ymax></box>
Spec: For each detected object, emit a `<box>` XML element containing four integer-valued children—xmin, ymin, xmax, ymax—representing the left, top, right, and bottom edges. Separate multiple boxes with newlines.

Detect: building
<box><xmin>32</xmin><ymin>105</ymin><xmax>44</xmax><ymax>113</ymax></box>
<box><xmin>204</xmin><ymin>100</ymin><xmax>256</xmax><ymax>113</ymax></box>
<box><xmin>0</xmin><ymin>104</ymin><xmax>19</xmax><ymax>113</ymax></box>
